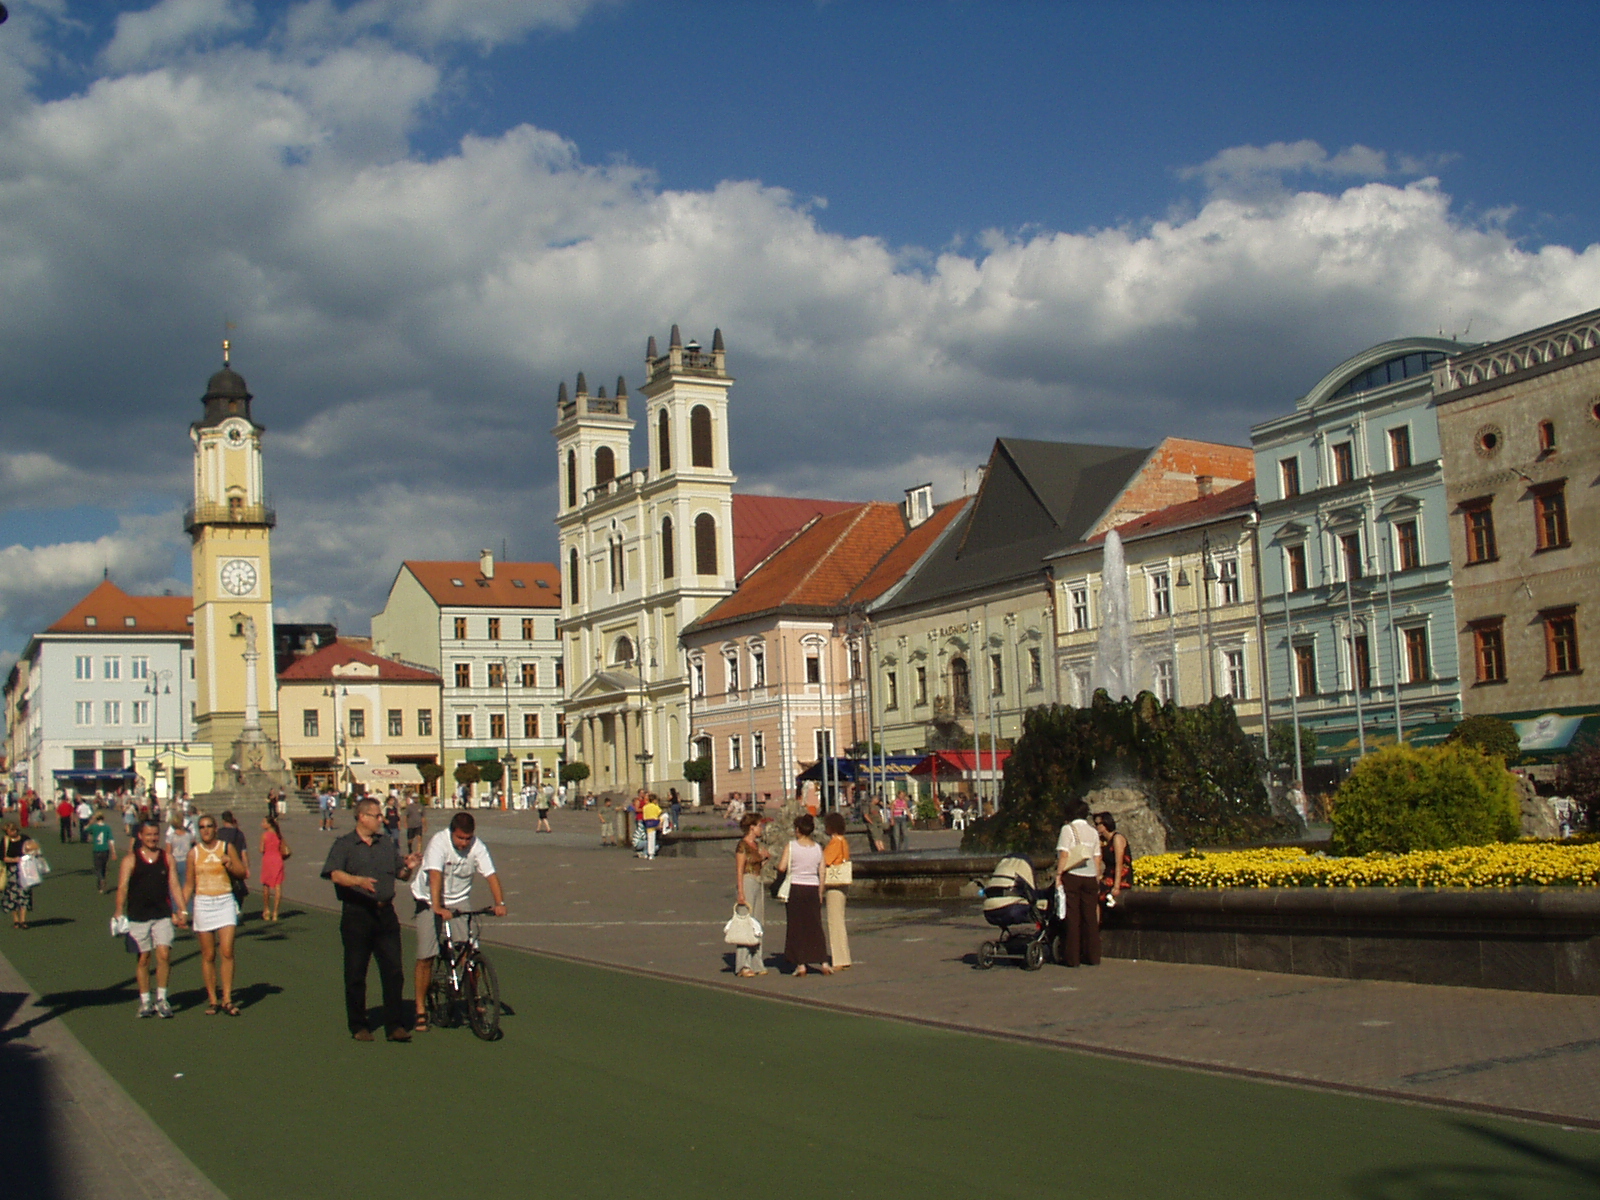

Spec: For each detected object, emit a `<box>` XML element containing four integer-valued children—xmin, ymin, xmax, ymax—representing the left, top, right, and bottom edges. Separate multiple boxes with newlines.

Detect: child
<box><xmin>13</xmin><ymin>839</ymin><xmax>49</xmax><ymax>925</ymax></box>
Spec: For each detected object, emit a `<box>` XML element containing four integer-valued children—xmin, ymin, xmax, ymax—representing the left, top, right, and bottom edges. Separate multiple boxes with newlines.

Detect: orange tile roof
<box><xmin>401</xmin><ymin>561</ymin><xmax>561</xmax><ymax>608</ymax></box>
<box><xmin>732</xmin><ymin>494</ymin><xmax>859</xmax><ymax>581</ymax></box>
<box><xmin>278</xmin><ymin>640</ymin><xmax>440</xmax><ymax>683</ymax></box>
<box><xmin>46</xmin><ymin>580</ymin><xmax>193</xmax><ymax>635</ymax></box>
<box><xmin>845</xmin><ymin>498</ymin><xmax>969</xmax><ymax>606</ymax></box>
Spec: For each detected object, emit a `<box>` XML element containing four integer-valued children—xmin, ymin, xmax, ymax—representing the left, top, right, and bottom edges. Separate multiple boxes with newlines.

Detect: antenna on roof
<box><xmin>502</xmin><ymin>537</ymin><xmax>507</xmax><ymax>562</ymax></box>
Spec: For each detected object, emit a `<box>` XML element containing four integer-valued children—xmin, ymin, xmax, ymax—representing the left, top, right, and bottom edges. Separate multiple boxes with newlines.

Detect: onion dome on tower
<box><xmin>196</xmin><ymin>362</ymin><xmax>257</xmax><ymax>430</ymax></box>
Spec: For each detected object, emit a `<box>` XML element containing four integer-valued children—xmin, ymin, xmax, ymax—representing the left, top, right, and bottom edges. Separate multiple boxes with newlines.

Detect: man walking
<box><xmin>411</xmin><ymin>812</ymin><xmax>505</xmax><ymax>1032</ymax></box>
<box><xmin>112</xmin><ymin>819</ymin><xmax>189</xmax><ymax>1018</ymax></box>
<box><xmin>403</xmin><ymin>794</ymin><xmax>425</xmax><ymax>854</ymax></box>
<box><xmin>56</xmin><ymin>796</ymin><xmax>74</xmax><ymax>843</ymax></box>
<box><xmin>87</xmin><ymin>810</ymin><xmax>118</xmax><ymax>892</ymax></box>
<box><xmin>76</xmin><ymin>798</ymin><xmax>93</xmax><ymax>843</ymax></box>
<box><xmin>321</xmin><ymin>797</ymin><xmax>421</xmax><ymax>1042</ymax></box>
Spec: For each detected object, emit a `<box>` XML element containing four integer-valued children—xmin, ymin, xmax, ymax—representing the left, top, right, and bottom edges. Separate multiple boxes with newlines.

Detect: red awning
<box><xmin>909</xmin><ymin>750</ymin><xmax>1010</xmax><ymax>777</ymax></box>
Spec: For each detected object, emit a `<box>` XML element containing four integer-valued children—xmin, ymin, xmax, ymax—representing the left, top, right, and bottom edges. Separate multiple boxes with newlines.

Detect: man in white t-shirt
<box><xmin>411</xmin><ymin>812</ymin><xmax>506</xmax><ymax>1031</ymax></box>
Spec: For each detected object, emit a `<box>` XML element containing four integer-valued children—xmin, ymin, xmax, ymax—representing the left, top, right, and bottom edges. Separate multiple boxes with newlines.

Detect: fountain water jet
<box><xmin>1091</xmin><ymin>529</ymin><xmax>1135</xmax><ymax>699</ymax></box>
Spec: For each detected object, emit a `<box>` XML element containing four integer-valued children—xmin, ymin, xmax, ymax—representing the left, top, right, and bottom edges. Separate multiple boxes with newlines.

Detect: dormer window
<box><xmin>85</xmin><ymin>616</ymin><xmax>97</xmax><ymax>626</ymax></box>
<box><xmin>451</xmin><ymin>578</ymin><xmax>464</xmax><ymax>587</ymax></box>
<box><xmin>124</xmin><ymin>616</ymin><xmax>136</xmax><ymax>627</ymax></box>
<box><xmin>512</xmin><ymin>579</ymin><xmax>526</xmax><ymax>588</ymax></box>
<box><xmin>535</xmin><ymin>579</ymin><xmax>550</xmax><ymax>588</ymax></box>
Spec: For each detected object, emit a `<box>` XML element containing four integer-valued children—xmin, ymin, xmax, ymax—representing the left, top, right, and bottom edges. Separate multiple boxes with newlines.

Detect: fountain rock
<box><xmin>1515</xmin><ymin>773</ymin><xmax>1560</xmax><ymax>839</ymax></box>
<box><xmin>1082</xmin><ymin>785</ymin><xmax>1171</xmax><ymax>858</ymax></box>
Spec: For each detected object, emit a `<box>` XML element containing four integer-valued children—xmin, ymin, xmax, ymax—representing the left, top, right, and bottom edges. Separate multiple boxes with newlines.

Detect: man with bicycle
<box><xmin>411</xmin><ymin>811</ymin><xmax>505</xmax><ymax>1033</ymax></box>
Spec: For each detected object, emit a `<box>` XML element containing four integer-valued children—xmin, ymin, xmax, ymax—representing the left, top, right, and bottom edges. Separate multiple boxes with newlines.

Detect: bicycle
<box><xmin>424</xmin><ymin>907</ymin><xmax>502</xmax><ymax>1041</ymax></box>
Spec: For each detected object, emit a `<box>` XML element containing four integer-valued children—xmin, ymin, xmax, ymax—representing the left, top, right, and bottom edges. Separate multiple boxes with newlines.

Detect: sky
<box><xmin>1</xmin><ymin>0</ymin><xmax>1598</xmax><ymax>667</ymax></box>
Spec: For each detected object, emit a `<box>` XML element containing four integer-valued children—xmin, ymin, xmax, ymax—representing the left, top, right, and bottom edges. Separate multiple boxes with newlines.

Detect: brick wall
<box><xmin>1095</xmin><ymin>438</ymin><xmax>1255</xmax><ymax>533</ymax></box>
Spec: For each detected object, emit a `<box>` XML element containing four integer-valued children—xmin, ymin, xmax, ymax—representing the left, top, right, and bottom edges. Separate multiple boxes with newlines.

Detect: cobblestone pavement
<box><xmin>283</xmin><ymin>807</ymin><xmax>1600</xmax><ymax>1127</ymax></box>
<box><xmin>0</xmin><ymin>945</ymin><xmax>226</xmax><ymax>1200</ymax></box>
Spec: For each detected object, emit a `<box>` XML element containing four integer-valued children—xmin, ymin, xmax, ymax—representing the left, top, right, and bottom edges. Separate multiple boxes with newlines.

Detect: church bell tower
<box><xmin>188</xmin><ymin>343</ymin><xmax>282</xmax><ymax>777</ymax></box>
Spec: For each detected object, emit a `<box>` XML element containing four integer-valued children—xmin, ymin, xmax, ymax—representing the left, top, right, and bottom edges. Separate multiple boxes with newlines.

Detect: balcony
<box><xmin>185</xmin><ymin>502</ymin><xmax>276</xmax><ymax>533</ymax></box>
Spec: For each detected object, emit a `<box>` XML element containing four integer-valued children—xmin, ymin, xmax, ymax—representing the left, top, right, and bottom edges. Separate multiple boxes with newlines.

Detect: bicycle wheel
<box><xmin>463</xmin><ymin>950</ymin><xmax>501</xmax><ymax>1041</ymax></box>
<box><xmin>425</xmin><ymin>956</ymin><xmax>455</xmax><ymax>1028</ymax></box>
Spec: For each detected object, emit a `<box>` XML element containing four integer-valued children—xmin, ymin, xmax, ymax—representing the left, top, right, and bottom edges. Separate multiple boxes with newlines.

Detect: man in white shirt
<box><xmin>411</xmin><ymin>812</ymin><xmax>506</xmax><ymax>1032</ymax></box>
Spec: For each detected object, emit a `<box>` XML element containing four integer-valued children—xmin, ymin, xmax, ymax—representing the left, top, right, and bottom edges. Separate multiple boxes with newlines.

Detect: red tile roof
<box><xmin>732</xmin><ymin>494</ymin><xmax>858</xmax><ymax>582</ymax></box>
<box><xmin>46</xmin><ymin>580</ymin><xmax>193</xmax><ymax>634</ymax></box>
<box><xmin>1092</xmin><ymin>480</ymin><xmax>1257</xmax><ymax>545</ymax></box>
<box><xmin>845</xmin><ymin>498</ymin><xmax>969</xmax><ymax>606</ymax></box>
<box><xmin>401</xmin><ymin>561</ymin><xmax>561</xmax><ymax>608</ymax></box>
<box><xmin>277</xmin><ymin>639</ymin><xmax>440</xmax><ymax>683</ymax></box>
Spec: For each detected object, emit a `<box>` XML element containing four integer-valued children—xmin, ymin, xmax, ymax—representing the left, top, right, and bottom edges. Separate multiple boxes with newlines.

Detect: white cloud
<box><xmin>0</xmin><ymin>31</ymin><xmax>1597</xmax><ymax>657</ymax></box>
<box><xmin>1178</xmin><ymin>140</ymin><xmax>1457</xmax><ymax>200</ymax></box>
<box><xmin>104</xmin><ymin>0</ymin><xmax>256</xmax><ymax>70</ymax></box>
<box><xmin>284</xmin><ymin>0</ymin><xmax>612</xmax><ymax>51</ymax></box>
<box><xmin>0</xmin><ymin>512</ymin><xmax>188</xmax><ymax>636</ymax></box>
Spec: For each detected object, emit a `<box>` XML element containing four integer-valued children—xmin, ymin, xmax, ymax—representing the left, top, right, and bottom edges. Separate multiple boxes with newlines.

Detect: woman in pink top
<box><xmin>776</xmin><ymin>814</ymin><xmax>831</xmax><ymax>976</ymax></box>
<box><xmin>258</xmin><ymin>816</ymin><xmax>286</xmax><ymax>923</ymax></box>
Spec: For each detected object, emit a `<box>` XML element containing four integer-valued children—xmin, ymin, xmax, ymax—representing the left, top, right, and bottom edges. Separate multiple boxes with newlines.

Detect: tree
<box><xmin>1446</xmin><ymin>715</ymin><xmax>1522</xmax><ymax>765</ymax></box>
<box><xmin>453</xmin><ymin>761</ymin><xmax>480</xmax><ymax>786</ymax></box>
<box><xmin>1268</xmin><ymin>722</ymin><xmax>1318</xmax><ymax>772</ymax></box>
<box><xmin>1330</xmin><ymin>742</ymin><xmax>1518</xmax><ymax>854</ymax></box>
<box><xmin>682</xmin><ymin>758</ymin><xmax>714</xmax><ymax>784</ymax></box>
<box><xmin>418</xmin><ymin>762</ymin><xmax>444</xmax><ymax>797</ymax></box>
<box><xmin>1560</xmin><ymin>737</ymin><xmax>1600</xmax><ymax>831</ymax></box>
<box><xmin>559</xmin><ymin>761</ymin><xmax>590</xmax><ymax>786</ymax></box>
<box><xmin>476</xmin><ymin>759</ymin><xmax>505</xmax><ymax>787</ymax></box>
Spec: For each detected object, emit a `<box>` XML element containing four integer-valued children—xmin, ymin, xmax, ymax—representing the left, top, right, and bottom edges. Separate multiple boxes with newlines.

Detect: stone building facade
<box><xmin>1434</xmin><ymin>307</ymin><xmax>1600</xmax><ymax>719</ymax></box>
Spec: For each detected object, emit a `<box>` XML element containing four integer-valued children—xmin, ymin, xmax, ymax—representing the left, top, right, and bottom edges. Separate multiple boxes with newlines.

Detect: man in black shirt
<box><xmin>321</xmin><ymin>796</ymin><xmax>422</xmax><ymax>1041</ymax></box>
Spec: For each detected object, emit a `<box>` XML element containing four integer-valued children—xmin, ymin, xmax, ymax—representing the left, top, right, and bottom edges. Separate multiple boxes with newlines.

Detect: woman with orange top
<box><xmin>821</xmin><ymin>810</ymin><xmax>852</xmax><ymax>969</ymax></box>
<box><xmin>185</xmin><ymin>815</ymin><xmax>247</xmax><ymax>1015</ymax></box>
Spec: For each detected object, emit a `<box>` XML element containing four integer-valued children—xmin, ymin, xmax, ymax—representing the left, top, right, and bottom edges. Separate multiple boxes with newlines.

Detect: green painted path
<box><xmin>8</xmin><ymin>844</ymin><xmax>1600</xmax><ymax>1200</ymax></box>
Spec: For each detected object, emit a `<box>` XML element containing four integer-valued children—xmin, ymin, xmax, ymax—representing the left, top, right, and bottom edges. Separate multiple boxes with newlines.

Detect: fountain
<box><xmin>1091</xmin><ymin>529</ymin><xmax>1135</xmax><ymax>699</ymax></box>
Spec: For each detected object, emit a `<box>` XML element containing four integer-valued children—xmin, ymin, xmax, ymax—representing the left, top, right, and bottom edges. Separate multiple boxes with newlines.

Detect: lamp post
<box><xmin>322</xmin><ymin>685</ymin><xmax>347</xmax><ymax>797</ymax></box>
<box><xmin>631</xmin><ymin>638</ymin><xmax>658</xmax><ymax>790</ymax></box>
<box><xmin>145</xmin><ymin>670</ymin><xmax>172</xmax><ymax>801</ymax></box>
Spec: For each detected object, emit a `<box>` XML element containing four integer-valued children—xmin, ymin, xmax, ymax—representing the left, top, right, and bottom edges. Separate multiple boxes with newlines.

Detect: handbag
<box><xmin>278</xmin><ymin>839</ymin><xmax>293</xmax><ymax>861</ymax></box>
<box><xmin>1058</xmin><ymin>821</ymin><xmax>1092</xmax><ymax>873</ymax></box>
<box><xmin>723</xmin><ymin>903</ymin><xmax>763</xmax><ymax>946</ymax></box>
<box><xmin>823</xmin><ymin>860</ymin><xmax>853</xmax><ymax>886</ymax></box>
<box><xmin>776</xmin><ymin>871</ymin><xmax>792</xmax><ymax>902</ymax></box>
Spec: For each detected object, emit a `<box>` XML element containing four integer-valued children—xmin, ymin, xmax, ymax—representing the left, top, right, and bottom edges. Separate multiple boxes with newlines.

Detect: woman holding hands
<box><xmin>777</xmin><ymin>814</ymin><xmax>831</xmax><ymax>977</ymax></box>
<box><xmin>186</xmin><ymin>815</ymin><xmax>247</xmax><ymax>1015</ymax></box>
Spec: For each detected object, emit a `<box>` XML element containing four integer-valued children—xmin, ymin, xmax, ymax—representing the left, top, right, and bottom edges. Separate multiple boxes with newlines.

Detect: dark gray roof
<box><xmin>875</xmin><ymin>438</ymin><xmax>1150</xmax><ymax>613</ymax></box>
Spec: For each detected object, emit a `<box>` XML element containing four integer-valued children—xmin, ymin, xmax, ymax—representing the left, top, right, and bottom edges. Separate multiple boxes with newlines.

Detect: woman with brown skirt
<box><xmin>777</xmin><ymin>814</ymin><xmax>831</xmax><ymax>976</ymax></box>
<box><xmin>821</xmin><ymin>811</ymin><xmax>852</xmax><ymax>968</ymax></box>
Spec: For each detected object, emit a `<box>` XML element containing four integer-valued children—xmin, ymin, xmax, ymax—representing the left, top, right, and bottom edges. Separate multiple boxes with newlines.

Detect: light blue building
<box><xmin>1251</xmin><ymin>337</ymin><xmax>1468</xmax><ymax>781</ymax></box>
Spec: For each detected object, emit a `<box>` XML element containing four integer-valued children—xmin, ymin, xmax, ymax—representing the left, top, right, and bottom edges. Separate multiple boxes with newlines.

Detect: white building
<box><xmin>370</xmin><ymin>552</ymin><xmax>564</xmax><ymax>803</ymax></box>
<box><xmin>4</xmin><ymin>580</ymin><xmax>208</xmax><ymax>799</ymax></box>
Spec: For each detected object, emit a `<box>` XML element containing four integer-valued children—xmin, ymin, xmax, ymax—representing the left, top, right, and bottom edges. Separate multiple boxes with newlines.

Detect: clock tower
<box><xmin>188</xmin><ymin>348</ymin><xmax>282</xmax><ymax>776</ymax></box>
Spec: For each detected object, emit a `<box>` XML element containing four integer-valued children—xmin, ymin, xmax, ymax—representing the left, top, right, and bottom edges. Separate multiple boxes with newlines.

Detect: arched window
<box><xmin>950</xmin><ymin>656</ymin><xmax>971</xmax><ymax>714</ymax></box>
<box><xmin>566</xmin><ymin>449</ymin><xmax>577</xmax><ymax>508</ymax></box>
<box><xmin>567</xmin><ymin>547</ymin><xmax>580</xmax><ymax>604</ymax></box>
<box><xmin>690</xmin><ymin>405</ymin><xmax>713</xmax><ymax>468</ymax></box>
<box><xmin>657</xmin><ymin>409</ymin><xmax>671</xmax><ymax>472</ymax></box>
<box><xmin>609</xmin><ymin>538</ymin><xmax>624</xmax><ymax>591</ymax></box>
<box><xmin>595</xmin><ymin>446</ymin><xmax>615</xmax><ymax>486</ymax></box>
<box><xmin>661</xmin><ymin>516</ymin><xmax>675</xmax><ymax>579</ymax></box>
<box><xmin>614</xmin><ymin>635</ymin><xmax>635</xmax><ymax>665</ymax></box>
<box><xmin>694</xmin><ymin>513</ymin><xmax>717</xmax><ymax>576</ymax></box>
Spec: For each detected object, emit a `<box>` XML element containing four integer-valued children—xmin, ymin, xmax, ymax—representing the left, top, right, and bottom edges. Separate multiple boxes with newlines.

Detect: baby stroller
<box><xmin>974</xmin><ymin>855</ymin><xmax>1050</xmax><ymax>970</ymax></box>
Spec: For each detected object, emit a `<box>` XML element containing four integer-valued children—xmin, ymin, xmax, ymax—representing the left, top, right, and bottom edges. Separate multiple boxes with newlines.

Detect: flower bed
<box><xmin>1134</xmin><ymin>843</ymin><xmax>1600</xmax><ymax>889</ymax></box>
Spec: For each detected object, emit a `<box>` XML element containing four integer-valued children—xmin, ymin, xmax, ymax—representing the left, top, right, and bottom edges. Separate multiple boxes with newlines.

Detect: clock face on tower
<box><xmin>222</xmin><ymin>419</ymin><xmax>250</xmax><ymax>447</ymax></box>
<box><xmin>219</xmin><ymin>558</ymin><xmax>258</xmax><ymax>596</ymax></box>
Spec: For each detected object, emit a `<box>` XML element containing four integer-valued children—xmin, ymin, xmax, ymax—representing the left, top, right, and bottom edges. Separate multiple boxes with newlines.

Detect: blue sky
<box><xmin>0</xmin><ymin>0</ymin><xmax>1596</xmax><ymax>661</ymax></box>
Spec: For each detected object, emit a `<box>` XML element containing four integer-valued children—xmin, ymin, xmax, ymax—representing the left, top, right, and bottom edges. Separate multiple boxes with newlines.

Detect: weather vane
<box><xmin>223</xmin><ymin>318</ymin><xmax>236</xmax><ymax>367</ymax></box>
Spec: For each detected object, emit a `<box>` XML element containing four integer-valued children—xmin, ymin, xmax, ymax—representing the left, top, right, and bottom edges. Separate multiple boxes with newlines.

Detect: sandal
<box><xmin>414</xmin><ymin>1013</ymin><xmax>430</xmax><ymax>1032</ymax></box>
<box><xmin>736</xmin><ymin>969</ymin><xmax>756</xmax><ymax>978</ymax></box>
<box><xmin>222</xmin><ymin>1002</ymin><xmax>241</xmax><ymax>1016</ymax></box>
<box><xmin>204</xmin><ymin>1004</ymin><xmax>220</xmax><ymax>1016</ymax></box>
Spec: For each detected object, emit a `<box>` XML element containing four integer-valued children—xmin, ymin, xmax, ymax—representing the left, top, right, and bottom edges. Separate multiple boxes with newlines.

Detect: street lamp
<box><xmin>322</xmin><ymin>686</ymin><xmax>347</xmax><ymax>796</ymax></box>
<box><xmin>631</xmin><ymin>638</ymin><xmax>658</xmax><ymax>789</ymax></box>
<box><xmin>145</xmin><ymin>670</ymin><xmax>172</xmax><ymax>802</ymax></box>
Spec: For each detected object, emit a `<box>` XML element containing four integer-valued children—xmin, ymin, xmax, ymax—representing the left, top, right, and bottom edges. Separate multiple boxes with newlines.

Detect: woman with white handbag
<box><xmin>821</xmin><ymin>811</ymin><xmax>853</xmax><ymax>968</ymax></box>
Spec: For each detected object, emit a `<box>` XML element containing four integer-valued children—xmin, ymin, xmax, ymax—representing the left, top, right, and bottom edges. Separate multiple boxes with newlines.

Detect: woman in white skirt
<box><xmin>185</xmin><ymin>815</ymin><xmax>246</xmax><ymax>1015</ymax></box>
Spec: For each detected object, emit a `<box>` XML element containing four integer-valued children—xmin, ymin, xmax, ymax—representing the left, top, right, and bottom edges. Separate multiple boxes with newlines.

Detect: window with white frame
<box><xmin>130</xmin><ymin>656</ymin><xmax>149</xmax><ymax>680</ymax></box>
<box><xmin>74</xmin><ymin>655</ymin><xmax>92</xmax><ymax>680</ymax></box>
<box><xmin>75</xmin><ymin>700</ymin><xmax>93</xmax><ymax>725</ymax></box>
<box><xmin>691</xmin><ymin>658</ymin><xmax>705</xmax><ymax>698</ymax></box>
<box><xmin>1150</xmin><ymin>572</ymin><xmax>1172</xmax><ymax>617</ymax></box>
<box><xmin>885</xmin><ymin>670</ymin><xmax>899</xmax><ymax>710</ymax></box>
<box><xmin>1217</xmin><ymin>557</ymin><xmax>1240</xmax><ymax>605</ymax></box>
<box><xmin>1073</xmin><ymin>669</ymin><xmax>1091</xmax><ymax>706</ymax></box>
<box><xmin>989</xmin><ymin>653</ymin><xmax>1004</xmax><ymax>695</ymax></box>
<box><xmin>725</xmin><ymin>652</ymin><xmax>740</xmax><ymax>694</ymax></box>
<box><xmin>849</xmin><ymin>642</ymin><xmax>862</xmax><ymax>680</ymax></box>
<box><xmin>751</xmin><ymin>646</ymin><xmax>765</xmax><ymax>687</ymax></box>
<box><xmin>814</xmin><ymin>728</ymin><xmax>834</xmax><ymax>760</ymax></box>
<box><xmin>103</xmin><ymin>656</ymin><xmax>121</xmax><ymax>680</ymax></box>
<box><xmin>103</xmin><ymin>700</ymin><xmax>122</xmax><ymax>725</ymax></box>
<box><xmin>753</xmin><ymin>731</ymin><xmax>766</xmax><ymax>769</ymax></box>
<box><xmin>1070</xmin><ymin>587</ymin><xmax>1090</xmax><ymax>631</ymax></box>
<box><xmin>132</xmin><ymin>700</ymin><xmax>150</xmax><ymax>724</ymax></box>
<box><xmin>1224</xmin><ymin>649</ymin><xmax>1247</xmax><ymax>699</ymax></box>
<box><xmin>915</xmin><ymin>664</ymin><xmax>927</xmax><ymax>705</ymax></box>
<box><xmin>1153</xmin><ymin>660</ymin><xmax>1174</xmax><ymax>702</ymax></box>
<box><xmin>729</xmin><ymin>735</ymin><xmax>742</xmax><ymax>771</ymax></box>
<box><xmin>1028</xmin><ymin>646</ymin><xmax>1042</xmax><ymax>689</ymax></box>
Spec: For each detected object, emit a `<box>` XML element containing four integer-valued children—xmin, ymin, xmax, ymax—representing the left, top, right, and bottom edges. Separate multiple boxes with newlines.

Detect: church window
<box><xmin>694</xmin><ymin>514</ymin><xmax>718</xmax><ymax>576</ymax></box>
<box><xmin>568</xmin><ymin>548</ymin><xmax>580</xmax><ymax>604</ymax></box>
<box><xmin>595</xmin><ymin>446</ymin><xmax>615</xmax><ymax>486</ymax></box>
<box><xmin>661</xmin><ymin>517</ymin><xmax>675</xmax><ymax>579</ymax></box>
<box><xmin>609</xmin><ymin>539</ymin><xmax>624</xmax><ymax>591</ymax></box>
<box><xmin>566</xmin><ymin>450</ymin><xmax>577</xmax><ymax>508</ymax></box>
<box><xmin>614</xmin><ymin>636</ymin><xmax>635</xmax><ymax>665</ymax></box>
<box><xmin>658</xmin><ymin>409</ymin><xmax>671</xmax><ymax>472</ymax></box>
<box><xmin>690</xmin><ymin>406</ymin><xmax>714</xmax><ymax>468</ymax></box>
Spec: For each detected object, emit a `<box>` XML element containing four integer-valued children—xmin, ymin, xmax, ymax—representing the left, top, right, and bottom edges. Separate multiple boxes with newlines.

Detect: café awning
<box><xmin>909</xmin><ymin>750</ymin><xmax>1010</xmax><ymax>778</ymax></box>
<box><xmin>348</xmin><ymin>762</ymin><xmax>423</xmax><ymax>786</ymax></box>
<box><xmin>794</xmin><ymin>756</ymin><xmax>921</xmax><ymax>783</ymax></box>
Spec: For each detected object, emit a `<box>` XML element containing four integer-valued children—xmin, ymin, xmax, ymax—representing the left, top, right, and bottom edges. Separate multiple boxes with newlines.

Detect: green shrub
<box><xmin>559</xmin><ymin>761</ymin><xmax>590</xmax><ymax>785</ymax></box>
<box><xmin>1445</xmin><ymin>714</ymin><xmax>1521</xmax><ymax>765</ymax></box>
<box><xmin>915</xmin><ymin>794</ymin><xmax>940</xmax><ymax>823</ymax></box>
<box><xmin>1330</xmin><ymin>743</ymin><xmax>1518</xmax><ymax>855</ymax></box>
<box><xmin>682</xmin><ymin>758</ymin><xmax>713</xmax><ymax>784</ymax></box>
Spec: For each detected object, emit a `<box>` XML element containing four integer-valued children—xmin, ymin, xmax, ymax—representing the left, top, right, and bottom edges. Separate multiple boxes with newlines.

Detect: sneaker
<box><xmin>154</xmin><ymin>999</ymin><xmax>175</xmax><ymax>1019</ymax></box>
<box><xmin>137</xmin><ymin>1001</ymin><xmax>156</xmax><ymax>1019</ymax></box>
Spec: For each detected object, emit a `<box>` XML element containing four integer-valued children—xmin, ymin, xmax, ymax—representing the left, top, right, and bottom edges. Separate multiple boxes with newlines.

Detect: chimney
<box><xmin>1196</xmin><ymin>475</ymin><xmax>1214</xmax><ymax>498</ymax></box>
<box><xmin>479</xmin><ymin>549</ymin><xmax>495</xmax><ymax>579</ymax></box>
